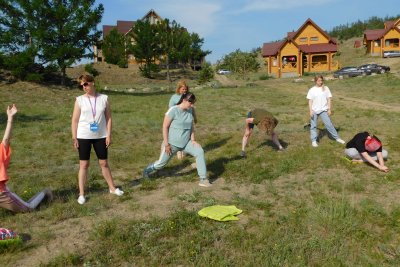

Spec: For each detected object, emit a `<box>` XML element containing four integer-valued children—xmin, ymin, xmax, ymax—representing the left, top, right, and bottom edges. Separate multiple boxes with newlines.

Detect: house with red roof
<box><xmin>262</xmin><ymin>18</ymin><xmax>339</xmax><ymax>78</ymax></box>
<box><xmin>93</xmin><ymin>9</ymin><xmax>162</xmax><ymax>64</ymax></box>
<box><xmin>363</xmin><ymin>18</ymin><xmax>400</xmax><ymax>57</ymax></box>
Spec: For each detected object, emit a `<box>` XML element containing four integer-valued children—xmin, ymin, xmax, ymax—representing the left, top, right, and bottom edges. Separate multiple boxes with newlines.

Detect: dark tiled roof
<box><xmin>262</xmin><ymin>41</ymin><xmax>285</xmax><ymax>56</ymax></box>
<box><xmin>116</xmin><ymin>20</ymin><xmax>135</xmax><ymax>35</ymax></box>
<box><xmin>364</xmin><ymin>29</ymin><xmax>387</xmax><ymax>40</ymax></box>
<box><xmin>103</xmin><ymin>25</ymin><xmax>116</xmax><ymax>38</ymax></box>
<box><xmin>298</xmin><ymin>43</ymin><xmax>338</xmax><ymax>53</ymax></box>
<box><xmin>287</xmin><ymin>31</ymin><xmax>296</xmax><ymax>39</ymax></box>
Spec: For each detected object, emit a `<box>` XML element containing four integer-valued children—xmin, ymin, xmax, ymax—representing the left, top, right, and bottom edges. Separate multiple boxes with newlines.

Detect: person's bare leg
<box><xmin>242</xmin><ymin>126</ymin><xmax>252</xmax><ymax>151</ymax></box>
<box><xmin>271</xmin><ymin>131</ymin><xmax>284</xmax><ymax>150</ymax></box>
<box><xmin>79</xmin><ymin>160</ymin><xmax>89</xmax><ymax>196</ymax></box>
<box><xmin>99</xmin><ymin>159</ymin><xmax>116</xmax><ymax>192</ymax></box>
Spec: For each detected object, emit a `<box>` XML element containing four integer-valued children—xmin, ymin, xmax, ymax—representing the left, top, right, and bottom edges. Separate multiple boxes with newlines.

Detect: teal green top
<box><xmin>166</xmin><ymin>106</ymin><xmax>194</xmax><ymax>148</ymax></box>
<box><xmin>168</xmin><ymin>94</ymin><xmax>182</xmax><ymax>108</ymax></box>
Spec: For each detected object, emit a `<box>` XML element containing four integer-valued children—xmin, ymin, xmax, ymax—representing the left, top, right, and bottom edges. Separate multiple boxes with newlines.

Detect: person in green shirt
<box><xmin>168</xmin><ymin>80</ymin><xmax>197</xmax><ymax>160</ymax></box>
<box><xmin>240</xmin><ymin>108</ymin><xmax>284</xmax><ymax>157</ymax></box>
<box><xmin>144</xmin><ymin>93</ymin><xmax>211</xmax><ymax>187</ymax></box>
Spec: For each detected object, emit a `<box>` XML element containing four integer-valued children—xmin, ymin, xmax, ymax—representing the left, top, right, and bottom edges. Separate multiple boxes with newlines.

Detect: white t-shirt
<box><xmin>76</xmin><ymin>94</ymin><xmax>108</xmax><ymax>139</ymax></box>
<box><xmin>306</xmin><ymin>86</ymin><xmax>332</xmax><ymax>114</ymax></box>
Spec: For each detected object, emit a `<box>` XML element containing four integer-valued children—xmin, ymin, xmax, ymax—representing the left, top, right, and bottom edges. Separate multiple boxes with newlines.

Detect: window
<box><xmin>385</xmin><ymin>38</ymin><xmax>399</xmax><ymax>47</ymax></box>
<box><xmin>374</xmin><ymin>40</ymin><xmax>381</xmax><ymax>47</ymax></box>
<box><xmin>310</xmin><ymin>36</ymin><xmax>319</xmax><ymax>41</ymax></box>
<box><xmin>299</xmin><ymin>37</ymin><xmax>307</xmax><ymax>42</ymax></box>
<box><xmin>312</xmin><ymin>55</ymin><xmax>327</xmax><ymax>63</ymax></box>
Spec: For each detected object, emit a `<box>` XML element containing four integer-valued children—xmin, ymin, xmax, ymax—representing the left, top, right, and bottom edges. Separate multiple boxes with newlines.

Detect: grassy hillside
<box><xmin>1</xmin><ymin>70</ymin><xmax>400</xmax><ymax>266</ymax></box>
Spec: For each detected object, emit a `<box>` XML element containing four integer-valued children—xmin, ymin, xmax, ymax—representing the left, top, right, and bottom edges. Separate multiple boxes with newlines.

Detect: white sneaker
<box><xmin>110</xmin><ymin>188</ymin><xmax>124</xmax><ymax>196</ymax></box>
<box><xmin>77</xmin><ymin>195</ymin><xmax>86</xmax><ymax>205</ymax></box>
<box><xmin>312</xmin><ymin>141</ymin><xmax>318</xmax><ymax>147</ymax></box>
<box><xmin>336</xmin><ymin>138</ymin><xmax>345</xmax><ymax>144</ymax></box>
<box><xmin>199</xmin><ymin>179</ymin><xmax>212</xmax><ymax>187</ymax></box>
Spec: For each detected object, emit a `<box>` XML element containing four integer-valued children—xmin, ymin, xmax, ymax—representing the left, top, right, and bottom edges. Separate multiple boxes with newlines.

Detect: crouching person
<box><xmin>143</xmin><ymin>93</ymin><xmax>211</xmax><ymax>187</ymax></box>
<box><xmin>240</xmin><ymin>108</ymin><xmax>284</xmax><ymax>157</ymax></box>
<box><xmin>0</xmin><ymin>105</ymin><xmax>52</xmax><ymax>213</ymax></box>
<box><xmin>345</xmin><ymin>132</ymin><xmax>389</xmax><ymax>172</ymax></box>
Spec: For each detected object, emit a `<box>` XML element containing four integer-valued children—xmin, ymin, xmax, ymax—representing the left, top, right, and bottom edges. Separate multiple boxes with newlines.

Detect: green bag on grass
<box><xmin>198</xmin><ymin>205</ymin><xmax>242</xmax><ymax>221</ymax></box>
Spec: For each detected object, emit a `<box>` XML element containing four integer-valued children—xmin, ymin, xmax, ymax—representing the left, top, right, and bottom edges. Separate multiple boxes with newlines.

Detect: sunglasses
<box><xmin>188</xmin><ymin>99</ymin><xmax>195</xmax><ymax>104</ymax></box>
<box><xmin>81</xmin><ymin>82</ymin><xmax>90</xmax><ymax>87</ymax></box>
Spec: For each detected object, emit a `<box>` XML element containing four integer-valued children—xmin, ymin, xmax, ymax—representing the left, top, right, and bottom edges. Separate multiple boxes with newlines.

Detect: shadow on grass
<box><xmin>303</xmin><ymin>124</ymin><xmax>342</xmax><ymax>141</ymax></box>
<box><xmin>0</xmin><ymin>113</ymin><xmax>53</xmax><ymax>123</ymax></box>
<box><xmin>203</xmin><ymin>137</ymin><xmax>231</xmax><ymax>152</ymax></box>
<box><xmin>208</xmin><ymin>155</ymin><xmax>242</xmax><ymax>181</ymax></box>
<box><xmin>257</xmin><ymin>138</ymin><xmax>289</xmax><ymax>150</ymax></box>
<box><xmin>53</xmin><ymin>186</ymin><xmax>112</xmax><ymax>203</ymax></box>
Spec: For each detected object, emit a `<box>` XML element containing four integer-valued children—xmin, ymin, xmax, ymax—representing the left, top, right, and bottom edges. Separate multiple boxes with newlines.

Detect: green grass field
<box><xmin>1</xmin><ymin>71</ymin><xmax>400</xmax><ymax>266</ymax></box>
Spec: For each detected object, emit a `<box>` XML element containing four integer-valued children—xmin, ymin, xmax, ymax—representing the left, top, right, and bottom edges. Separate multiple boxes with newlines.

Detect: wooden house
<box><xmin>93</xmin><ymin>9</ymin><xmax>162</xmax><ymax>64</ymax></box>
<box><xmin>363</xmin><ymin>18</ymin><xmax>400</xmax><ymax>57</ymax></box>
<box><xmin>262</xmin><ymin>18</ymin><xmax>339</xmax><ymax>78</ymax></box>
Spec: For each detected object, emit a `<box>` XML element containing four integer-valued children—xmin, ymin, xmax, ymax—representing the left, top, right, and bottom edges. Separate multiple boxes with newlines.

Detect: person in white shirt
<box><xmin>71</xmin><ymin>74</ymin><xmax>123</xmax><ymax>205</ymax></box>
<box><xmin>306</xmin><ymin>75</ymin><xmax>345</xmax><ymax>147</ymax></box>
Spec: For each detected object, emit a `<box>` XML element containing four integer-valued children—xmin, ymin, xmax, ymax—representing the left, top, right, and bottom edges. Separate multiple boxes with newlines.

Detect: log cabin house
<box><xmin>262</xmin><ymin>18</ymin><xmax>339</xmax><ymax>78</ymax></box>
<box><xmin>93</xmin><ymin>9</ymin><xmax>162</xmax><ymax>64</ymax></box>
<box><xmin>363</xmin><ymin>18</ymin><xmax>400</xmax><ymax>57</ymax></box>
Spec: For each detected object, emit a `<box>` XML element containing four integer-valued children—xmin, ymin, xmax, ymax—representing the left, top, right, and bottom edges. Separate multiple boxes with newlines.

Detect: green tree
<box><xmin>217</xmin><ymin>49</ymin><xmax>260</xmax><ymax>78</ymax></box>
<box><xmin>102</xmin><ymin>28</ymin><xmax>126</xmax><ymax>65</ymax></box>
<box><xmin>189</xmin><ymin>33</ymin><xmax>211</xmax><ymax>70</ymax></box>
<box><xmin>127</xmin><ymin>20</ymin><xmax>162</xmax><ymax>78</ymax></box>
<box><xmin>0</xmin><ymin>0</ymin><xmax>104</xmax><ymax>85</ymax></box>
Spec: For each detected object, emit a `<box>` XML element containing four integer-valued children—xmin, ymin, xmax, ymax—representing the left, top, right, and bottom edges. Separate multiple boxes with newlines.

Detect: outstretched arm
<box><xmin>2</xmin><ymin>104</ymin><xmax>18</xmax><ymax>148</ymax></box>
<box><xmin>361</xmin><ymin>151</ymin><xmax>389</xmax><ymax>172</ymax></box>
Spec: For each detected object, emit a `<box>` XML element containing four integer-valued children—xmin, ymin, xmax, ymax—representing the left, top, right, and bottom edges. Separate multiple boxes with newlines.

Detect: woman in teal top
<box><xmin>168</xmin><ymin>80</ymin><xmax>188</xmax><ymax>108</ymax></box>
<box><xmin>168</xmin><ymin>80</ymin><xmax>197</xmax><ymax>160</ymax></box>
<box><xmin>144</xmin><ymin>93</ymin><xmax>211</xmax><ymax>187</ymax></box>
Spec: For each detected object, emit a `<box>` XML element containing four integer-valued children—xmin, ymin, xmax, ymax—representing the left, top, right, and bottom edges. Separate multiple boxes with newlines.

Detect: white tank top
<box><xmin>76</xmin><ymin>94</ymin><xmax>108</xmax><ymax>139</ymax></box>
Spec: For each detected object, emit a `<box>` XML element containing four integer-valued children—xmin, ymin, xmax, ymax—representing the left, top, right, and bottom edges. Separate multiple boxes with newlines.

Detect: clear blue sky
<box><xmin>95</xmin><ymin>0</ymin><xmax>399</xmax><ymax>63</ymax></box>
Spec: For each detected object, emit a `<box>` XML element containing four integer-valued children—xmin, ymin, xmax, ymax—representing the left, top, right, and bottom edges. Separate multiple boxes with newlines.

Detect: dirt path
<box><xmin>335</xmin><ymin>93</ymin><xmax>400</xmax><ymax>112</ymax></box>
<box><xmin>214</xmin><ymin>74</ymin><xmax>237</xmax><ymax>87</ymax></box>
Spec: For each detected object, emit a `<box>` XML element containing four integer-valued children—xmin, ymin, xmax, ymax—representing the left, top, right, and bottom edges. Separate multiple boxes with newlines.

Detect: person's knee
<box><xmin>345</xmin><ymin>148</ymin><xmax>359</xmax><ymax>159</ymax></box>
<box><xmin>98</xmin><ymin>159</ymin><xmax>109</xmax><ymax>168</ymax></box>
<box><xmin>382</xmin><ymin>149</ymin><xmax>389</xmax><ymax>159</ymax></box>
<box><xmin>79</xmin><ymin>161</ymin><xmax>90</xmax><ymax>169</ymax></box>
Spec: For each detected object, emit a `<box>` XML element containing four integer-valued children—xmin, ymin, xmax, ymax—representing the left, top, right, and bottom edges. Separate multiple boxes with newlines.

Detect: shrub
<box><xmin>117</xmin><ymin>58</ymin><xmax>128</xmax><ymax>68</ymax></box>
<box><xmin>26</xmin><ymin>73</ymin><xmax>43</xmax><ymax>82</ymax></box>
<box><xmin>259</xmin><ymin>74</ymin><xmax>272</xmax><ymax>80</ymax></box>
<box><xmin>84</xmin><ymin>64</ymin><xmax>99</xmax><ymax>77</ymax></box>
<box><xmin>198</xmin><ymin>62</ymin><xmax>214</xmax><ymax>84</ymax></box>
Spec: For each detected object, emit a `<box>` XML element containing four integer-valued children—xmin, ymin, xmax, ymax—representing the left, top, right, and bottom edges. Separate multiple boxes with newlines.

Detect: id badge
<box><xmin>90</xmin><ymin>122</ymin><xmax>99</xmax><ymax>132</ymax></box>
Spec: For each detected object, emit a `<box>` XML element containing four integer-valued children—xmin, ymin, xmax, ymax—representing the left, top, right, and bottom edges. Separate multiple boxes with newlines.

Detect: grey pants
<box><xmin>147</xmin><ymin>141</ymin><xmax>207</xmax><ymax>179</ymax></box>
<box><xmin>310</xmin><ymin>111</ymin><xmax>339</xmax><ymax>141</ymax></box>
<box><xmin>345</xmin><ymin>148</ymin><xmax>388</xmax><ymax>162</ymax></box>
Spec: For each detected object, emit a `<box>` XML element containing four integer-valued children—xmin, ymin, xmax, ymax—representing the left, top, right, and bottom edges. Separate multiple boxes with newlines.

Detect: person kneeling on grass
<box><xmin>143</xmin><ymin>93</ymin><xmax>211</xmax><ymax>187</ymax></box>
<box><xmin>240</xmin><ymin>108</ymin><xmax>284</xmax><ymax>157</ymax></box>
<box><xmin>0</xmin><ymin>105</ymin><xmax>52</xmax><ymax>213</ymax></box>
<box><xmin>345</xmin><ymin>132</ymin><xmax>389</xmax><ymax>172</ymax></box>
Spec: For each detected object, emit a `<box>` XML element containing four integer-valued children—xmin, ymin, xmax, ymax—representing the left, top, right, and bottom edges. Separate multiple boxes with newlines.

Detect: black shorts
<box><xmin>247</xmin><ymin>111</ymin><xmax>255</xmax><ymax>129</ymax></box>
<box><xmin>77</xmin><ymin>138</ymin><xmax>107</xmax><ymax>160</ymax></box>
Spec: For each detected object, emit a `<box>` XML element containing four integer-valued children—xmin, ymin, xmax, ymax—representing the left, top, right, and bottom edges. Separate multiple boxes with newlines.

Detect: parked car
<box><xmin>383</xmin><ymin>50</ymin><xmax>400</xmax><ymax>58</ymax></box>
<box><xmin>217</xmin><ymin>69</ymin><xmax>231</xmax><ymax>75</ymax></box>
<box><xmin>333</xmin><ymin>67</ymin><xmax>371</xmax><ymax>78</ymax></box>
<box><xmin>359</xmin><ymin>64</ymin><xmax>390</xmax><ymax>74</ymax></box>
